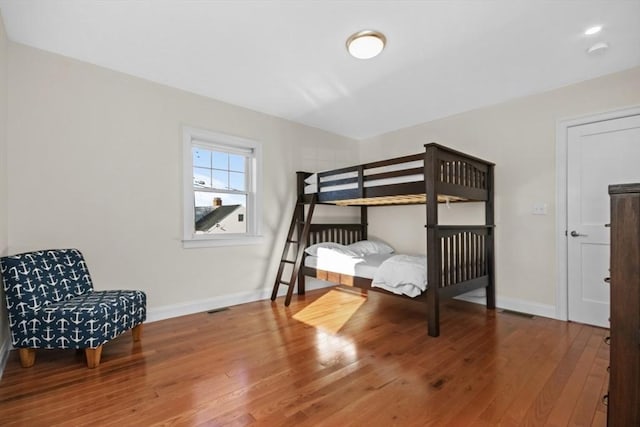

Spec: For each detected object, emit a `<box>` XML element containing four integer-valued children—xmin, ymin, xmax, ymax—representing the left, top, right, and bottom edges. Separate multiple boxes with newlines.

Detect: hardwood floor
<box><xmin>0</xmin><ymin>287</ymin><xmax>609</xmax><ymax>426</ymax></box>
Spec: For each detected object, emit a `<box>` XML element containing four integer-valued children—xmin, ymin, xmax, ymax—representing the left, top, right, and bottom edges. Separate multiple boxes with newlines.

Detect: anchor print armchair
<box><xmin>0</xmin><ymin>248</ymin><xmax>146</xmax><ymax>368</ymax></box>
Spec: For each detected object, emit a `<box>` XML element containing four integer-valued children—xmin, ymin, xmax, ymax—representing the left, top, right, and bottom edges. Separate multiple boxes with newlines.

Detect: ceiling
<box><xmin>1</xmin><ymin>1</ymin><xmax>639</xmax><ymax>140</ymax></box>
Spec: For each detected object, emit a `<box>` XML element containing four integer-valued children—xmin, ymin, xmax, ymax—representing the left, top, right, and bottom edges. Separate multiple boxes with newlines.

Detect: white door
<box><xmin>567</xmin><ymin>114</ymin><xmax>640</xmax><ymax>327</ymax></box>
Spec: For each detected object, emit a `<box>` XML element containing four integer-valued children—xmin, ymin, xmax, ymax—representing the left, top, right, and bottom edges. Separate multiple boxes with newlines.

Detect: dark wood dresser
<box><xmin>608</xmin><ymin>183</ymin><xmax>640</xmax><ymax>426</ymax></box>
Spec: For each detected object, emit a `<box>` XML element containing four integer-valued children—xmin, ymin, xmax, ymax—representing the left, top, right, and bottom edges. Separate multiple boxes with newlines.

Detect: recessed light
<box><xmin>346</xmin><ymin>30</ymin><xmax>386</xmax><ymax>59</ymax></box>
<box><xmin>584</xmin><ymin>25</ymin><xmax>602</xmax><ymax>36</ymax></box>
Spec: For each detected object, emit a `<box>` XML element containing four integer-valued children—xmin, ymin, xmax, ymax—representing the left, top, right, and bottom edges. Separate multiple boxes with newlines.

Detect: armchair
<box><xmin>0</xmin><ymin>248</ymin><xmax>146</xmax><ymax>368</ymax></box>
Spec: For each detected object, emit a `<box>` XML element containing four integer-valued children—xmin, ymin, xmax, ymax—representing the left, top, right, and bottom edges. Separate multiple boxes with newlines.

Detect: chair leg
<box><xmin>18</xmin><ymin>348</ymin><xmax>36</xmax><ymax>368</ymax></box>
<box><xmin>85</xmin><ymin>346</ymin><xmax>103</xmax><ymax>369</ymax></box>
<box><xmin>132</xmin><ymin>324</ymin><xmax>143</xmax><ymax>342</ymax></box>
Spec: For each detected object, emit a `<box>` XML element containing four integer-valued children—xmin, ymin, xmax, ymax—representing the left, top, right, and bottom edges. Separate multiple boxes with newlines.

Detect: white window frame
<box><xmin>182</xmin><ymin>126</ymin><xmax>263</xmax><ymax>248</ymax></box>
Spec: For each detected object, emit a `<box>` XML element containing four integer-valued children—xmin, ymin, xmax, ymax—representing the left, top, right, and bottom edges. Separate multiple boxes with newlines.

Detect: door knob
<box><xmin>570</xmin><ymin>230</ymin><xmax>587</xmax><ymax>237</ymax></box>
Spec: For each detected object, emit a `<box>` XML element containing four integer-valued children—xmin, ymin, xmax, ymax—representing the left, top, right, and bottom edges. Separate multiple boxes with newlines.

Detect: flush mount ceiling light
<box><xmin>346</xmin><ymin>30</ymin><xmax>386</xmax><ymax>59</ymax></box>
<box><xmin>584</xmin><ymin>25</ymin><xmax>603</xmax><ymax>36</ymax></box>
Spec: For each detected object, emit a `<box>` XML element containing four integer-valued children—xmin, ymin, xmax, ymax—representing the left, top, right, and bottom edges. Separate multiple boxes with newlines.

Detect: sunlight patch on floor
<box><xmin>292</xmin><ymin>288</ymin><xmax>366</xmax><ymax>334</ymax></box>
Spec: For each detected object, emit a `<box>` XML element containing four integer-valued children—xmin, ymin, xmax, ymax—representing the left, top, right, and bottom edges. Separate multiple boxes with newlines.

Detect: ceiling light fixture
<box><xmin>346</xmin><ymin>30</ymin><xmax>386</xmax><ymax>59</ymax></box>
<box><xmin>584</xmin><ymin>25</ymin><xmax>602</xmax><ymax>35</ymax></box>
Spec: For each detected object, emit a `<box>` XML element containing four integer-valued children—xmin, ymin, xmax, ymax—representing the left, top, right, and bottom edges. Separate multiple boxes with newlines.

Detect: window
<box><xmin>183</xmin><ymin>127</ymin><xmax>262</xmax><ymax>247</ymax></box>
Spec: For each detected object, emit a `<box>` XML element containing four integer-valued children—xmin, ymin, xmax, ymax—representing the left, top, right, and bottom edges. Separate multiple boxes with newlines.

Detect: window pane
<box><xmin>193</xmin><ymin>168</ymin><xmax>212</xmax><ymax>188</ymax></box>
<box><xmin>229</xmin><ymin>172</ymin><xmax>245</xmax><ymax>191</ymax></box>
<box><xmin>212</xmin><ymin>170</ymin><xmax>228</xmax><ymax>189</ymax></box>
<box><xmin>212</xmin><ymin>151</ymin><xmax>228</xmax><ymax>170</ymax></box>
<box><xmin>229</xmin><ymin>154</ymin><xmax>245</xmax><ymax>173</ymax></box>
<box><xmin>194</xmin><ymin>191</ymin><xmax>247</xmax><ymax>234</ymax></box>
<box><xmin>192</xmin><ymin>148</ymin><xmax>211</xmax><ymax>168</ymax></box>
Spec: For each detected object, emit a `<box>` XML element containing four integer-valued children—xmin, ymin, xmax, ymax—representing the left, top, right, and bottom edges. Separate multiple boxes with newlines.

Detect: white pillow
<box><xmin>305</xmin><ymin>242</ymin><xmax>356</xmax><ymax>256</ymax></box>
<box><xmin>304</xmin><ymin>173</ymin><xmax>318</xmax><ymax>184</ymax></box>
<box><xmin>317</xmin><ymin>245</ymin><xmax>359</xmax><ymax>258</ymax></box>
<box><xmin>347</xmin><ymin>240</ymin><xmax>394</xmax><ymax>256</ymax></box>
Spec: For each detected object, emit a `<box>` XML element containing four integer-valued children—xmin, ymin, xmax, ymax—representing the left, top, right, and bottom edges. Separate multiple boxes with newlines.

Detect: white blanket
<box><xmin>313</xmin><ymin>246</ymin><xmax>364</xmax><ymax>276</ymax></box>
<box><xmin>371</xmin><ymin>255</ymin><xmax>427</xmax><ymax>297</ymax></box>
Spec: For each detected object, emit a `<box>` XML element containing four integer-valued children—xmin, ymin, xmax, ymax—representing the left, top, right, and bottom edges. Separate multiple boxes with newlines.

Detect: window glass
<box><xmin>193</xmin><ymin>148</ymin><xmax>211</xmax><ymax>168</ymax></box>
<box><xmin>193</xmin><ymin>167</ymin><xmax>212</xmax><ymax>188</ymax></box>
<box><xmin>229</xmin><ymin>172</ymin><xmax>245</xmax><ymax>191</ymax></box>
<box><xmin>212</xmin><ymin>151</ymin><xmax>228</xmax><ymax>170</ymax></box>
<box><xmin>229</xmin><ymin>154</ymin><xmax>245</xmax><ymax>173</ymax></box>
<box><xmin>212</xmin><ymin>170</ymin><xmax>229</xmax><ymax>189</ymax></box>
<box><xmin>193</xmin><ymin>191</ymin><xmax>247</xmax><ymax>234</ymax></box>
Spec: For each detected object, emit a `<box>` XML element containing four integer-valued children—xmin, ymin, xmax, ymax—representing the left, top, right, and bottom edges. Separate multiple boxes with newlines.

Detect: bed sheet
<box><xmin>304</xmin><ymin>252</ymin><xmax>428</xmax><ymax>297</ymax></box>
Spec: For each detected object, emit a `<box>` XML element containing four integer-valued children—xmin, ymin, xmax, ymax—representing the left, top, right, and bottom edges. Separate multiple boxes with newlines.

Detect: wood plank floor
<box><xmin>0</xmin><ymin>287</ymin><xmax>609</xmax><ymax>426</ymax></box>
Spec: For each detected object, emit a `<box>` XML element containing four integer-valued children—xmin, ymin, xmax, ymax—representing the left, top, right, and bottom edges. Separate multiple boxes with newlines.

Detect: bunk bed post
<box><xmin>361</xmin><ymin>206</ymin><xmax>368</xmax><ymax>240</ymax></box>
<box><xmin>296</xmin><ymin>171</ymin><xmax>307</xmax><ymax>199</ymax></box>
<box><xmin>485</xmin><ymin>165</ymin><xmax>496</xmax><ymax>309</ymax></box>
<box><xmin>424</xmin><ymin>144</ymin><xmax>441</xmax><ymax>337</ymax></box>
<box><xmin>296</xmin><ymin>172</ymin><xmax>308</xmax><ymax>295</ymax></box>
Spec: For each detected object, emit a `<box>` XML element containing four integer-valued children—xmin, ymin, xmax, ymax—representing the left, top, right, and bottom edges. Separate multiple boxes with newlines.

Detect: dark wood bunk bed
<box><xmin>271</xmin><ymin>143</ymin><xmax>495</xmax><ymax>337</ymax></box>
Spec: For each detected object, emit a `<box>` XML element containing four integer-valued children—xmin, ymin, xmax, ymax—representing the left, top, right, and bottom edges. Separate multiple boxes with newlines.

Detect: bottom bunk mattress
<box><xmin>304</xmin><ymin>247</ymin><xmax>427</xmax><ymax>297</ymax></box>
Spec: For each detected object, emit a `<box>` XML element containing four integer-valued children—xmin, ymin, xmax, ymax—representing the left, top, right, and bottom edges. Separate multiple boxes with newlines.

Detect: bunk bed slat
<box><xmin>456</xmin><ymin>233</ymin><xmax>462</xmax><ymax>284</ymax></box>
<box><xmin>365</xmin><ymin>167</ymin><xmax>424</xmax><ymax>181</ymax></box>
<box><xmin>363</xmin><ymin>152</ymin><xmax>424</xmax><ymax>169</ymax></box>
<box><xmin>471</xmin><ymin>233</ymin><xmax>476</xmax><ymax>279</ymax></box>
<box><xmin>443</xmin><ymin>237</ymin><xmax>450</xmax><ymax>287</ymax></box>
<box><xmin>462</xmin><ymin>232</ymin><xmax>467</xmax><ymax>283</ymax></box>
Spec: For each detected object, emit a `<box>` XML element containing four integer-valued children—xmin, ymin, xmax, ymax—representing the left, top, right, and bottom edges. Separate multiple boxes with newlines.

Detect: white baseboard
<box><xmin>146</xmin><ymin>278</ymin><xmax>334</xmax><ymax>323</ymax></box>
<box><xmin>454</xmin><ymin>289</ymin><xmax>558</xmax><ymax>319</ymax></box>
<box><xmin>147</xmin><ymin>282</ymin><xmax>558</xmax><ymax>325</ymax></box>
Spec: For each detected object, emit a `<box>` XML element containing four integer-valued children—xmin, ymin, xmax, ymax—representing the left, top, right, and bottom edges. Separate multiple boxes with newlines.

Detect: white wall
<box><xmin>360</xmin><ymin>66</ymin><xmax>640</xmax><ymax>312</ymax></box>
<box><xmin>0</xmin><ymin>11</ymin><xmax>9</xmax><ymax>370</ymax></box>
<box><xmin>4</xmin><ymin>20</ymin><xmax>640</xmax><ymax>329</ymax></box>
<box><xmin>6</xmin><ymin>43</ymin><xmax>358</xmax><ymax>317</ymax></box>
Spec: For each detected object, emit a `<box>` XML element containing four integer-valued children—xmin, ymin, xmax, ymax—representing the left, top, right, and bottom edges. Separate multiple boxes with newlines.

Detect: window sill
<box><xmin>182</xmin><ymin>235</ymin><xmax>264</xmax><ymax>249</ymax></box>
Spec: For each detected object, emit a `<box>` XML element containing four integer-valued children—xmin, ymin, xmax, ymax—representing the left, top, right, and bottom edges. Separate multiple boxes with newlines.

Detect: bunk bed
<box><xmin>272</xmin><ymin>143</ymin><xmax>495</xmax><ymax>337</ymax></box>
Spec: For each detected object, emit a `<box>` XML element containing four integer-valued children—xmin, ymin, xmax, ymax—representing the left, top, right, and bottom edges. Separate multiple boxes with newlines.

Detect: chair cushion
<box><xmin>10</xmin><ymin>290</ymin><xmax>146</xmax><ymax>349</ymax></box>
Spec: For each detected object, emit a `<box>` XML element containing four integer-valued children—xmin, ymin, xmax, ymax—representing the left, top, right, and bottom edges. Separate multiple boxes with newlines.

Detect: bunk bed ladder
<box><xmin>271</xmin><ymin>194</ymin><xmax>317</xmax><ymax>306</ymax></box>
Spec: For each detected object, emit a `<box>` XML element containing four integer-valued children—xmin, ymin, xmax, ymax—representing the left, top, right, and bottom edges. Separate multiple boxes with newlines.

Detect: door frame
<box><xmin>555</xmin><ymin>105</ymin><xmax>640</xmax><ymax>321</ymax></box>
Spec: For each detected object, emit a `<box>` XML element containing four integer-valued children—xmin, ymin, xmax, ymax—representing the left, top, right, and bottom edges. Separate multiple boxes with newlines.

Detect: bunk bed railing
<box><xmin>305</xmin><ymin>223</ymin><xmax>492</xmax><ymax>292</ymax></box>
<box><xmin>307</xmin><ymin>224</ymin><xmax>365</xmax><ymax>245</ymax></box>
<box><xmin>436</xmin><ymin>226</ymin><xmax>492</xmax><ymax>297</ymax></box>
<box><xmin>302</xmin><ymin>223</ymin><xmax>493</xmax><ymax>304</ymax></box>
<box><xmin>316</xmin><ymin>153</ymin><xmax>425</xmax><ymax>186</ymax></box>
<box><xmin>435</xmin><ymin>150</ymin><xmax>491</xmax><ymax>201</ymax></box>
<box><xmin>308</xmin><ymin>144</ymin><xmax>493</xmax><ymax>205</ymax></box>
<box><xmin>438</xmin><ymin>158</ymin><xmax>487</xmax><ymax>189</ymax></box>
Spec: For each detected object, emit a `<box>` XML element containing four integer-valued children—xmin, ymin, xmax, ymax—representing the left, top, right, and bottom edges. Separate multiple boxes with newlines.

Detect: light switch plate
<box><xmin>532</xmin><ymin>203</ymin><xmax>548</xmax><ymax>215</ymax></box>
